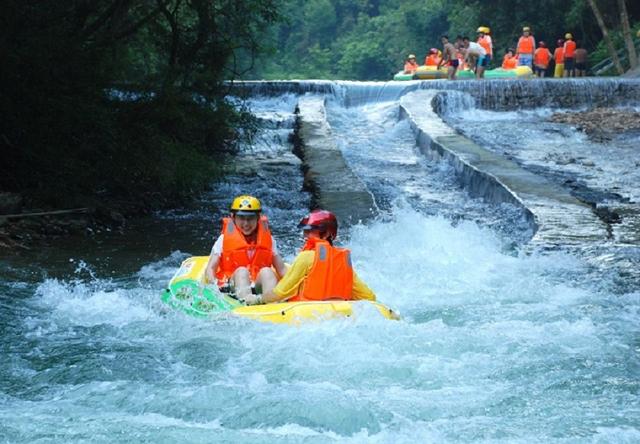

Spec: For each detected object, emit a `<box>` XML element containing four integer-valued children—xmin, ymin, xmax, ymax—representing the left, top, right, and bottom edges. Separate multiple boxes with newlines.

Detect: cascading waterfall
<box><xmin>233</xmin><ymin>78</ymin><xmax>640</xmax><ymax>110</ymax></box>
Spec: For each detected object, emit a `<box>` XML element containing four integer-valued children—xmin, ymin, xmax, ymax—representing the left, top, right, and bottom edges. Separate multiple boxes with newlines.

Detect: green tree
<box><xmin>0</xmin><ymin>0</ymin><xmax>281</xmax><ymax>207</ymax></box>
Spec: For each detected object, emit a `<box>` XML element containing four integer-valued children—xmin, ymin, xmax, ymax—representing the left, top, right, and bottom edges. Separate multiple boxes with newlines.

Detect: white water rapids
<box><xmin>1</xmin><ymin>93</ymin><xmax>639</xmax><ymax>443</ymax></box>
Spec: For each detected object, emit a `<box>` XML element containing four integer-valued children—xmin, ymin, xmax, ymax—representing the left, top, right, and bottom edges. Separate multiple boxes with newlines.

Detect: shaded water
<box><xmin>2</xmin><ymin>92</ymin><xmax>640</xmax><ymax>443</ymax></box>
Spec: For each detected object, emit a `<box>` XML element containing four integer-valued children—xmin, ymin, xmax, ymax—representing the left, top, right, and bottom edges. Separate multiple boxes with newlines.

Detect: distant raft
<box><xmin>393</xmin><ymin>65</ymin><xmax>533</xmax><ymax>81</ymax></box>
<box><xmin>456</xmin><ymin>66</ymin><xmax>533</xmax><ymax>79</ymax></box>
<box><xmin>161</xmin><ymin>256</ymin><xmax>400</xmax><ymax>325</ymax></box>
<box><xmin>414</xmin><ymin>65</ymin><xmax>449</xmax><ymax>80</ymax></box>
<box><xmin>393</xmin><ymin>71</ymin><xmax>416</xmax><ymax>81</ymax></box>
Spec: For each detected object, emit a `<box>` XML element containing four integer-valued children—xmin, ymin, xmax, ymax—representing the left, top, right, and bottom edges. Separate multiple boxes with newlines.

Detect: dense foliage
<box><xmin>0</xmin><ymin>0</ymin><xmax>279</xmax><ymax>208</ymax></box>
<box><xmin>249</xmin><ymin>0</ymin><xmax>640</xmax><ymax>80</ymax></box>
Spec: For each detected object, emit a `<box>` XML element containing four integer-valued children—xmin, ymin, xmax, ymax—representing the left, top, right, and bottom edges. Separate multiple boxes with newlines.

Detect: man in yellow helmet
<box><xmin>563</xmin><ymin>33</ymin><xmax>576</xmax><ymax>77</ymax></box>
<box><xmin>476</xmin><ymin>26</ymin><xmax>493</xmax><ymax>66</ymax></box>
<box><xmin>205</xmin><ymin>195</ymin><xmax>286</xmax><ymax>304</ymax></box>
<box><xmin>517</xmin><ymin>26</ymin><xmax>536</xmax><ymax>68</ymax></box>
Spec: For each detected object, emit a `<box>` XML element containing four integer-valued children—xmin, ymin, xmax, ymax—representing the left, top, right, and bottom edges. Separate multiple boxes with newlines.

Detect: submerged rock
<box><xmin>550</xmin><ymin>108</ymin><xmax>640</xmax><ymax>142</ymax></box>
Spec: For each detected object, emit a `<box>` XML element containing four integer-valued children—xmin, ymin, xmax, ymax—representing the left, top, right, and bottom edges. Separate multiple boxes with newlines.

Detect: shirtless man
<box><xmin>574</xmin><ymin>43</ymin><xmax>588</xmax><ymax>77</ymax></box>
<box><xmin>437</xmin><ymin>35</ymin><xmax>460</xmax><ymax>80</ymax></box>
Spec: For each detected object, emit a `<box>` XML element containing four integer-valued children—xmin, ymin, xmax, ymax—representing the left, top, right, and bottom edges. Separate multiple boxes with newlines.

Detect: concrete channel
<box><xmin>294</xmin><ymin>96</ymin><xmax>377</xmax><ymax>225</ymax></box>
<box><xmin>399</xmin><ymin>90</ymin><xmax>610</xmax><ymax>247</ymax></box>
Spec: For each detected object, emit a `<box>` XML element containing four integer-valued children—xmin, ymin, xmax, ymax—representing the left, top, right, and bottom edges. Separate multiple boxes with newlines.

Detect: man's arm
<box><xmin>204</xmin><ymin>235</ymin><xmax>223</xmax><ymax>284</ymax></box>
<box><xmin>352</xmin><ymin>272</ymin><xmax>376</xmax><ymax>301</ymax></box>
<box><xmin>258</xmin><ymin>251</ymin><xmax>314</xmax><ymax>304</ymax></box>
<box><xmin>204</xmin><ymin>254</ymin><xmax>220</xmax><ymax>284</ymax></box>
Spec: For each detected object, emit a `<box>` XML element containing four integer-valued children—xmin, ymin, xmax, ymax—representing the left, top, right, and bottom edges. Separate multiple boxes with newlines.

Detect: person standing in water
<box><xmin>462</xmin><ymin>36</ymin><xmax>488</xmax><ymax>78</ymax></box>
<box><xmin>574</xmin><ymin>42</ymin><xmax>588</xmax><ymax>77</ymax></box>
<box><xmin>477</xmin><ymin>26</ymin><xmax>493</xmax><ymax>67</ymax></box>
<box><xmin>437</xmin><ymin>35</ymin><xmax>460</xmax><ymax>80</ymax></box>
<box><xmin>563</xmin><ymin>33</ymin><xmax>577</xmax><ymax>77</ymax></box>
<box><xmin>533</xmin><ymin>41</ymin><xmax>552</xmax><ymax>77</ymax></box>
<box><xmin>516</xmin><ymin>26</ymin><xmax>536</xmax><ymax>68</ymax></box>
<box><xmin>553</xmin><ymin>39</ymin><xmax>565</xmax><ymax>78</ymax></box>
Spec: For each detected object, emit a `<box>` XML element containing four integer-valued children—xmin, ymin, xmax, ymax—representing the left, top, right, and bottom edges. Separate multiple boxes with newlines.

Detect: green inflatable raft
<box><xmin>392</xmin><ymin>65</ymin><xmax>533</xmax><ymax>81</ymax></box>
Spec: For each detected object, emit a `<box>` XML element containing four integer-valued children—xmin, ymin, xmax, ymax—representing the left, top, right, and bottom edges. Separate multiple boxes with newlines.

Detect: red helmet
<box><xmin>539</xmin><ymin>41</ymin><xmax>546</xmax><ymax>48</ymax></box>
<box><xmin>429</xmin><ymin>47</ymin><xmax>438</xmax><ymax>54</ymax></box>
<box><xmin>557</xmin><ymin>39</ymin><xmax>564</xmax><ymax>46</ymax></box>
<box><xmin>298</xmin><ymin>209</ymin><xmax>338</xmax><ymax>241</ymax></box>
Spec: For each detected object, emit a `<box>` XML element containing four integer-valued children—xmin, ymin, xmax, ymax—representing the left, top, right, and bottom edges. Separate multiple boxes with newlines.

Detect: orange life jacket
<box><xmin>404</xmin><ymin>61</ymin><xmax>418</xmax><ymax>74</ymax></box>
<box><xmin>554</xmin><ymin>47</ymin><xmax>564</xmax><ymax>64</ymax></box>
<box><xmin>563</xmin><ymin>40</ymin><xmax>576</xmax><ymax>58</ymax></box>
<box><xmin>517</xmin><ymin>36</ymin><xmax>535</xmax><ymax>54</ymax></box>
<box><xmin>215</xmin><ymin>215</ymin><xmax>273</xmax><ymax>284</ymax></box>
<box><xmin>502</xmin><ymin>55</ymin><xmax>518</xmax><ymax>69</ymax></box>
<box><xmin>534</xmin><ymin>48</ymin><xmax>551</xmax><ymax>67</ymax></box>
<box><xmin>289</xmin><ymin>240</ymin><xmax>354</xmax><ymax>302</ymax></box>
<box><xmin>478</xmin><ymin>35</ymin><xmax>493</xmax><ymax>56</ymax></box>
<box><xmin>424</xmin><ymin>54</ymin><xmax>441</xmax><ymax>66</ymax></box>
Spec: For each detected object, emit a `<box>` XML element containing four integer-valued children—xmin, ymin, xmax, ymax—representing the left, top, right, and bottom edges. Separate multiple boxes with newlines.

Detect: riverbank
<box><xmin>0</xmin><ymin>192</ymin><xmax>176</xmax><ymax>251</ymax></box>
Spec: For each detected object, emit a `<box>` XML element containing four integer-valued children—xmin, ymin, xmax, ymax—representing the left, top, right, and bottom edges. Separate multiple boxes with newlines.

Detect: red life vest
<box><xmin>478</xmin><ymin>35</ymin><xmax>493</xmax><ymax>56</ymax></box>
<box><xmin>534</xmin><ymin>48</ymin><xmax>551</xmax><ymax>67</ymax></box>
<box><xmin>502</xmin><ymin>55</ymin><xmax>518</xmax><ymax>69</ymax></box>
<box><xmin>404</xmin><ymin>61</ymin><xmax>418</xmax><ymax>74</ymax></box>
<box><xmin>563</xmin><ymin>40</ymin><xmax>576</xmax><ymax>58</ymax></box>
<box><xmin>517</xmin><ymin>36</ymin><xmax>535</xmax><ymax>54</ymax></box>
<box><xmin>215</xmin><ymin>215</ymin><xmax>273</xmax><ymax>284</ymax></box>
<box><xmin>289</xmin><ymin>239</ymin><xmax>354</xmax><ymax>302</ymax></box>
<box><xmin>424</xmin><ymin>54</ymin><xmax>441</xmax><ymax>66</ymax></box>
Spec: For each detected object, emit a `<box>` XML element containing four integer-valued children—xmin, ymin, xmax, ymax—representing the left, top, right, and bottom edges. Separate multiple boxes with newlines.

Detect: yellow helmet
<box><xmin>230</xmin><ymin>195</ymin><xmax>261</xmax><ymax>215</ymax></box>
<box><xmin>565</xmin><ymin>32</ymin><xmax>573</xmax><ymax>39</ymax></box>
<box><xmin>523</xmin><ymin>26</ymin><xmax>531</xmax><ymax>32</ymax></box>
<box><xmin>477</xmin><ymin>26</ymin><xmax>490</xmax><ymax>34</ymax></box>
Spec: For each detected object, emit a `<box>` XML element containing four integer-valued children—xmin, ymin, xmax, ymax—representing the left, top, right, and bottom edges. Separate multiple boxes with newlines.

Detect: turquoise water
<box><xmin>1</xmin><ymin>96</ymin><xmax>639</xmax><ymax>443</ymax></box>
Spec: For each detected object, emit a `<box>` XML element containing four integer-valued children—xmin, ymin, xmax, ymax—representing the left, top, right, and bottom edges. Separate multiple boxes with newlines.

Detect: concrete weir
<box><xmin>294</xmin><ymin>96</ymin><xmax>377</xmax><ymax>224</ymax></box>
<box><xmin>400</xmin><ymin>90</ymin><xmax>609</xmax><ymax>247</ymax></box>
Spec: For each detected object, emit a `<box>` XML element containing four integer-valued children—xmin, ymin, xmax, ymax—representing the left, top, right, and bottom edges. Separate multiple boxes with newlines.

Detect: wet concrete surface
<box><xmin>400</xmin><ymin>90</ymin><xmax>609</xmax><ymax>247</ymax></box>
<box><xmin>294</xmin><ymin>96</ymin><xmax>377</xmax><ymax>225</ymax></box>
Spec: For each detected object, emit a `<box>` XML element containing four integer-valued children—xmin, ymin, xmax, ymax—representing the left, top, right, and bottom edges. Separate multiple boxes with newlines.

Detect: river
<box><xmin>1</xmin><ymin>87</ymin><xmax>639</xmax><ymax>443</ymax></box>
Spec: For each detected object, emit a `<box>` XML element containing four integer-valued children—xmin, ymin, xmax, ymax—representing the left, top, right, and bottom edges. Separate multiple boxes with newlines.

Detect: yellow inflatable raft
<box><xmin>161</xmin><ymin>256</ymin><xmax>400</xmax><ymax>325</ymax></box>
<box><xmin>411</xmin><ymin>65</ymin><xmax>533</xmax><ymax>80</ymax></box>
<box><xmin>414</xmin><ymin>65</ymin><xmax>449</xmax><ymax>80</ymax></box>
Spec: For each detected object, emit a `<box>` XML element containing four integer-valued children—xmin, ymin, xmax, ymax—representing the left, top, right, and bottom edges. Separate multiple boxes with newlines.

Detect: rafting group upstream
<box><xmin>396</xmin><ymin>25</ymin><xmax>588</xmax><ymax>81</ymax></box>
<box><xmin>162</xmin><ymin>195</ymin><xmax>399</xmax><ymax>324</ymax></box>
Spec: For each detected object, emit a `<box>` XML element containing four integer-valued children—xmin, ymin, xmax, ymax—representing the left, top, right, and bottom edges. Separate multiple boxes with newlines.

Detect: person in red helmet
<box><xmin>424</xmin><ymin>48</ymin><xmax>441</xmax><ymax>66</ymax></box>
<box><xmin>246</xmin><ymin>209</ymin><xmax>376</xmax><ymax>305</ymax></box>
<box><xmin>533</xmin><ymin>41</ymin><xmax>552</xmax><ymax>77</ymax></box>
